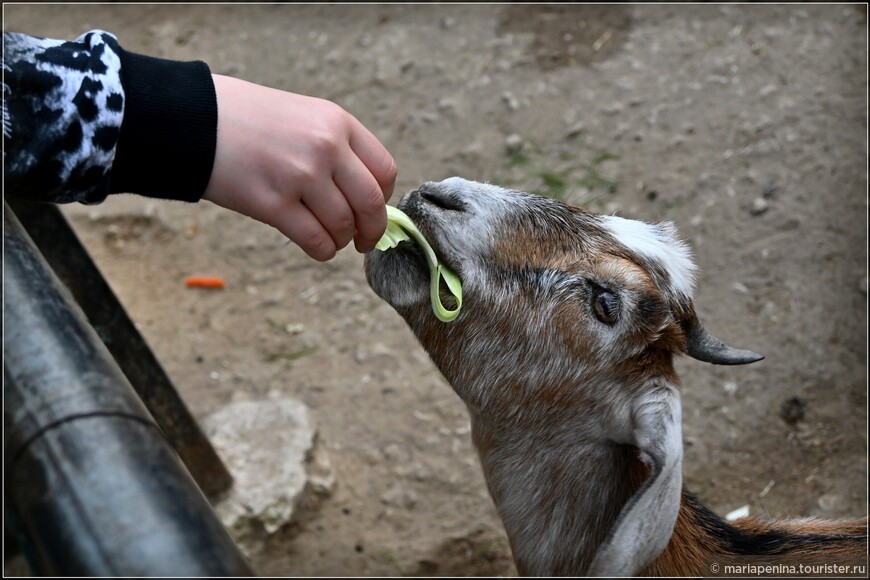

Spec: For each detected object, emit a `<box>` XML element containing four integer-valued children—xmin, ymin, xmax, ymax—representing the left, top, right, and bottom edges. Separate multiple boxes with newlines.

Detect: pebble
<box><xmin>759</xmin><ymin>83</ymin><xmax>778</xmax><ymax>96</ymax></box>
<box><xmin>381</xmin><ymin>443</ymin><xmax>405</xmax><ymax>463</ymax></box>
<box><xmin>564</xmin><ymin>121</ymin><xmax>586</xmax><ymax>139</ymax></box>
<box><xmin>437</xmin><ymin>98</ymin><xmax>457</xmax><ymax>113</ymax></box>
<box><xmin>817</xmin><ymin>493</ymin><xmax>842</xmax><ymax>512</ymax></box>
<box><xmin>725</xmin><ymin>505</ymin><xmax>750</xmax><ymax>520</ymax></box>
<box><xmin>418</xmin><ymin>112</ymin><xmax>439</xmax><ymax>124</ymax></box>
<box><xmin>393</xmin><ymin>461</ymin><xmax>430</xmax><ymax>482</ymax></box>
<box><xmin>504</xmin><ymin>133</ymin><xmax>525</xmax><ymax>154</ymax></box>
<box><xmin>501</xmin><ymin>91</ymin><xmax>521</xmax><ymax>111</ymax></box>
<box><xmin>354</xmin><ymin>342</ymin><xmax>393</xmax><ymax>365</ymax></box>
<box><xmin>380</xmin><ymin>485</ymin><xmax>417</xmax><ymax>509</ymax></box>
<box><xmin>750</xmin><ymin>197</ymin><xmax>770</xmax><ymax>215</ymax></box>
<box><xmin>413</xmin><ymin>410</ymin><xmax>435</xmax><ymax>422</ymax></box>
<box><xmin>299</xmin><ymin>287</ymin><xmax>319</xmax><ymax>304</ymax></box>
<box><xmin>602</xmin><ymin>102</ymin><xmax>625</xmax><ymax>116</ymax></box>
<box><xmin>459</xmin><ymin>141</ymin><xmax>483</xmax><ymax>161</ymax></box>
<box><xmin>285</xmin><ymin>323</ymin><xmax>305</xmax><ymax>335</ymax></box>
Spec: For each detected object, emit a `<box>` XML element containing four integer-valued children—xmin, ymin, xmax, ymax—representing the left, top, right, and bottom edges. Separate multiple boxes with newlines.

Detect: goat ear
<box><xmin>685</xmin><ymin>319</ymin><xmax>765</xmax><ymax>365</ymax></box>
<box><xmin>588</xmin><ymin>382</ymin><xmax>683</xmax><ymax>577</ymax></box>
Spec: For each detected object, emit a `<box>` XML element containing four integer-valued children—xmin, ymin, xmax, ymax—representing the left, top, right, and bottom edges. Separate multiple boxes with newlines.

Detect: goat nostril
<box><xmin>420</xmin><ymin>188</ymin><xmax>466</xmax><ymax>212</ymax></box>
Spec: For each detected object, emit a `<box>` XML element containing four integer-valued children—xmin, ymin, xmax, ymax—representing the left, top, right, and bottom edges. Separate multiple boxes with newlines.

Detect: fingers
<box><xmin>271</xmin><ymin>201</ymin><xmax>338</xmax><ymax>262</ymax></box>
<box><xmin>300</xmin><ymin>180</ymin><xmax>357</xmax><ymax>252</ymax></box>
<box><xmin>205</xmin><ymin>82</ymin><xmax>397</xmax><ymax>261</ymax></box>
<box><xmin>332</xmin><ymin>153</ymin><xmax>389</xmax><ymax>253</ymax></box>
<box><xmin>340</xmin><ymin>116</ymin><xmax>398</xmax><ymax>252</ymax></box>
<box><xmin>290</xmin><ymin>110</ymin><xmax>396</xmax><ymax>256</ymax></box>
<box><xmin>347</xmin><ymin>115</ymin><xmax>398</xmax><ymax>202</ymax></box>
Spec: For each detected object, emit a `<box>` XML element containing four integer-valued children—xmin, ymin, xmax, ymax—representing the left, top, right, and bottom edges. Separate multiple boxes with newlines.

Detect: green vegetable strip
<box><xmin>375</xmin><ymin>206</ymin><xmax>463</xmax><ymax>322</ymax></box>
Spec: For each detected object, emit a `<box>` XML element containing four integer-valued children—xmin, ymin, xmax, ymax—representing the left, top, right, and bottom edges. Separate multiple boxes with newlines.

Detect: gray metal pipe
<box><xmin>3</xmin><ymin>205</ymin><xmax>254</xmax><ymax>576</ymax></box>
<box><xmin>6</xmin><ymin>197</ymin><xmax>233</xmax><ymax>499</ymax></box>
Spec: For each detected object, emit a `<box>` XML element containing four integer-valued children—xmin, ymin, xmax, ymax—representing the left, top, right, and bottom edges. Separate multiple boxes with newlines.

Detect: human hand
<box><xmin>203</xmin><ymin>74</ymin><xmax>397</xmax><ymax>261</ymax></box>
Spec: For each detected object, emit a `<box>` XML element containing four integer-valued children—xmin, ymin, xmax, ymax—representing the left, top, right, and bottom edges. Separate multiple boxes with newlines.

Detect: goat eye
<box><xmin>593</xmin><ymin>289</ymin><xmax>620</xmax><ymax>325</ymax></box>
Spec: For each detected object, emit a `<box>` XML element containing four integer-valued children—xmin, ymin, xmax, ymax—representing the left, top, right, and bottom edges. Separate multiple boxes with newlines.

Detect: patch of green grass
<box><xmin>592</xmin><ymin>149</ymin><xmax>618</xmax><ymax>165</ymax></box>
<box><xmin>577</xmin><ymin>168</ymin><xmax>618</xmax><ymax>193</ymax></box>
<box><xmin>475</xmin><ymin>536</ymin><xmax>509</xmax><ymax>558</ymax></box>
<box><xmin>505</xmin><ymin>151</ymin><xmax>530</xmax><ymax>168</ymax></box>
<box><xmin>264</xmin><ymin>347</ymin><xmax>319</xmax><ymax>364</ymax></box>
<box><xmin>492</xmin><ymin>137</ymin><xmax>620</xmax><ymax>204</ymax></box>
<box><xmin>536</xmin><ymin>170</ymin><xmax>568</xmax><ymax>200</ymax></box>
<box><xmin>665</xmin><ymin>201</ymin><xmax>683</xmax><ymax>221</ymax></box>
<box><xmin>374</xmin><ymin>548</ymin><xmax>406</xmax><ymax>575</ymax></box>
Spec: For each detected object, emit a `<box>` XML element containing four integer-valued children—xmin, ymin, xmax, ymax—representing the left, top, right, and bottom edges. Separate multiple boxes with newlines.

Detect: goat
<box><xmin>365</xmin><ymin>177</ymin><xmax>868</xmax><ymax>576</ymax></box>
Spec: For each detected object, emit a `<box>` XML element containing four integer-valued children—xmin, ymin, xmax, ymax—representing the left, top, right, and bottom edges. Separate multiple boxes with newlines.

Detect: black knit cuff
<box><xmin>109</xmin><ymin>48</ymin><xmax>217</xmax><ymax>202</ymax></box>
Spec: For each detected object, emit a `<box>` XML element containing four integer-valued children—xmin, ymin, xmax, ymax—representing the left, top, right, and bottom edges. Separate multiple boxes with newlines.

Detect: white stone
<box><xmin>203</xmin><ymin>398</ymin><xmax>334</xmax><ymax>556</ymax></box>
<box><xmin>725</xmin><ymin>505</ymin><xmax>750</xmax><ymax>521</ymax></box>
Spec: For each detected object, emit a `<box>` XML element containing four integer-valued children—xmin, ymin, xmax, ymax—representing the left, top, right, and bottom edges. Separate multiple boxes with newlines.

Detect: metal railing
<box><xmin>4</xmin><ymin>200</ymin><xmax>253</xmax><ymax>576</ymax></box>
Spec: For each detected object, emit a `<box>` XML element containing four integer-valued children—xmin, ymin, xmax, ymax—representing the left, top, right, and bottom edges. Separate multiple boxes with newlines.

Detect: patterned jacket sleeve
<box><xmin>3</xmin><ymin>30</ymin><xmax>217</xmax><ymax>204</ymax></box>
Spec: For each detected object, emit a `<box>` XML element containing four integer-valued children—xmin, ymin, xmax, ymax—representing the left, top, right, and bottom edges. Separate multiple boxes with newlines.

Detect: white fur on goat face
<box><xmin>365</xmin><ymin>177</ymin><xmax>698</xmax><ymax>419</ymax></box>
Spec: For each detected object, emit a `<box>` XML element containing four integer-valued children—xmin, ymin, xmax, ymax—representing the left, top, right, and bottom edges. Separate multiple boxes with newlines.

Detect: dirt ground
<box><xmin>5</xmin><ymin>3</ymin><xmax>867</xmax><ymax>577</ymax></box>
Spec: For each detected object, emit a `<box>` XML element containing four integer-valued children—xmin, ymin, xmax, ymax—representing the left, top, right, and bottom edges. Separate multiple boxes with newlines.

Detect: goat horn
<box><xmin>685</xmin><ymin>322</ymin><xmax>764</xmax><ymax>365</ymax></box>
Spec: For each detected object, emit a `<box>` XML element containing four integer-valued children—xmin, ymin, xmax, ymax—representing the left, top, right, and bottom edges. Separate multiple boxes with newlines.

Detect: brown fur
<box><xmin>644</xmin><ymin>493</ymin><xmax>868</xmax><ymax>576</ymax></box>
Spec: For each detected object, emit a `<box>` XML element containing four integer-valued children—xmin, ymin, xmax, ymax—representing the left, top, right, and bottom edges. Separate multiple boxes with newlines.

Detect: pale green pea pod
<box><xmin>375</xmin><ymin>206</ymin><xmax>463</xmax><ymax>322</ymax></box>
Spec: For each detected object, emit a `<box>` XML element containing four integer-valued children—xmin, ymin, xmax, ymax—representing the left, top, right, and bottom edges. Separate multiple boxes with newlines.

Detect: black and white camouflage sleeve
<box><xmin>3</xmin><ymin>31</ymin><xmax>125</xmax><ymax>203</ymax></box>
<box><xmin>3</xmin><ymin>30</ymin><xmax>218</xmax><ymax>205</ymax></box>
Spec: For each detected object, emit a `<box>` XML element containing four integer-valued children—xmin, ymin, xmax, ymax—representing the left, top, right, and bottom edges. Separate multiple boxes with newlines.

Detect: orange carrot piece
<box><xmin>185</xmin><ymin>276</ymin><xmax>226</xmax><ymax>289</ymax></box>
